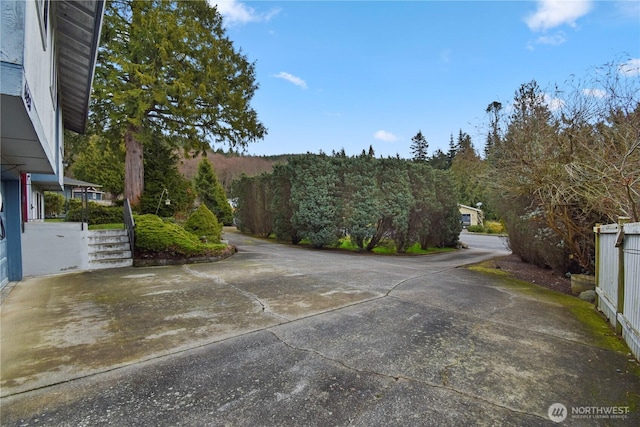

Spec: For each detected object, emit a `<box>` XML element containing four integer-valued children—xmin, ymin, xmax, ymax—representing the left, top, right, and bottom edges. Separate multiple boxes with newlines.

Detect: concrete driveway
<box><xmin>1</xmin><ymin>229</ymin><xmax>638</xmax><ymax>426</ymax></box>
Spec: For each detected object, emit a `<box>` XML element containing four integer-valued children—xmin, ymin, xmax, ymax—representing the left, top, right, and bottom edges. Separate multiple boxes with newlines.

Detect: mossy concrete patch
<box><xmin>469</xmin><ymin>261</ymin><xmax>630</xmax><ymax>354</ymax></box>
<box><xmin>468</xmin><ymin>259</ymin><xmax>640</xmax><ymax>413</ymax></box>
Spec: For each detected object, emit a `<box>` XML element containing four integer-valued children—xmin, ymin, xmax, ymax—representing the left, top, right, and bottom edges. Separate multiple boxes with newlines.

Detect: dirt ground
<box><xmin>489</xmin><ymin>253</ymin><xmax>573</xmax><ymax>294</ymax></box>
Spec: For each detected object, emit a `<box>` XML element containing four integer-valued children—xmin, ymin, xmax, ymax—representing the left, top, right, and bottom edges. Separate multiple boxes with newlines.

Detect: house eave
<box><xmin>54</xmin><ymin>0</ymin><xmax>105</xmax><ymax>134</ymax></box>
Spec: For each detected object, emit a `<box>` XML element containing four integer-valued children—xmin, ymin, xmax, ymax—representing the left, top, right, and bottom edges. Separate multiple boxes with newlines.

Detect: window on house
<box><xmin>50</xmin><ymin>45</ymin><xmax>58</xmax><ymax>106</ymax></box>
<box><xmin>36</xmin><ymin>0</ymin><xmax>50</xmax><ymax>49</ymax></box>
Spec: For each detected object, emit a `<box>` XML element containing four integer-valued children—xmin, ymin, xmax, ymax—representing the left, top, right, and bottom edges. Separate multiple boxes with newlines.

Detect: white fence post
<box><xmin>596</xmin><ymin>219</ymin><xmax>640</xmax><ymax>361</ymax></box>
<box><xmin>615</xmin><ymin>217</ymin><xmax>630</xmax><ymax>335</ymax></box>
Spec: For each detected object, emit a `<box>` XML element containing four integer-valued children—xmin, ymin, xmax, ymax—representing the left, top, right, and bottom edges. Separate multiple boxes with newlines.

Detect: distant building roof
<box><xmin>64</xmin><ymin>177</ymin><xmax>102</xmax><ymax>188</ymax></box>
<box><xmin>458</xmin><ymin>204</ymin><xmax>483</xmax><ymax>212</ymax></box>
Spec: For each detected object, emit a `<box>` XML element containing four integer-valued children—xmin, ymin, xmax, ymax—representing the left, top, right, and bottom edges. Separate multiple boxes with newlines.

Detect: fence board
<box><xmin>621</xmin><ymin>230</ymin><xmax>640</xmax><ymax>359</ymax></box>
<box><xmin>596</xmin><ymin>225</ymin><xmax>620</xmax><ymax>327</ymax></box>
<box><xmin>596</xmin><ymin>222</ymin><xmax>640</xmax><ymax>361</ymax></box>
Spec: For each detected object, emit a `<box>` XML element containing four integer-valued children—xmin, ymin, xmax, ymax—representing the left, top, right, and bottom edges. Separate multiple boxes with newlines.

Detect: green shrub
<box><xmin>183</xmin><ymin>204</ymin><xmax>222</xmax><ymax>243</ymax></box>
<box><xmin>66</xmin><ymin>198</ymin><xmax>82</xmax><ymax>212</ymax></box>
<box><xmin>44</xmin><ymin>192</ymin><xmax>65</xmax><ymax>218</ymax></box>
<box><xmin>135</xmin><ymin>214</ymin><xmax>226</xmax><ymax>257</ymax></box>
<box><xmin>485</xmin><ymin>220</ymin><xmax>505</xmax><ymax>234</ymax></box>
<box><xmin>66</xmin><ymin>202</ymin><xmax>123</xmax><ymax>225</ymax></box>
<box><xmin>467</xmin><ymin>225</ymin><xmax>485</xmax><ymax>233</ymax></box>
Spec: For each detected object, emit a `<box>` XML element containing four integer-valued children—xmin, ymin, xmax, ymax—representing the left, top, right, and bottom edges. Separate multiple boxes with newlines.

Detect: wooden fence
<box><xmin>594</xmin><ymin>220</ymin><xmax>640</xmax><ymax>361</ymax></box>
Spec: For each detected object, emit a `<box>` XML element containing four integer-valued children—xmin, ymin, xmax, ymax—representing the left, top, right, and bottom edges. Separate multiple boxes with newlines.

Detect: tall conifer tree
<box><xmin>91</xmin><ymin>0</ymin><xmax>266</xmax><ymax>206</ymax></box>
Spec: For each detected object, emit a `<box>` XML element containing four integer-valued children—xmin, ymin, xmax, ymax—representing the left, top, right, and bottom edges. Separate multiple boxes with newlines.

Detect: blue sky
<box><xmin>210</xmin><ymin>1</ymin><xmax>640</xmax><ymax>158</ymax></box>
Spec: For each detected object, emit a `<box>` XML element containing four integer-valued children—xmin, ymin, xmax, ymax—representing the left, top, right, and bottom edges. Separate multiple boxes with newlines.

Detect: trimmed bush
<box><xmin>485</xmin><ymin>220</ymin><xmax>505</xmax><ymax>234</ymax></box>
<box><xmin>66</xmin><ymin>202</ymin><xmax>122</xmax><ymax>225</ymax></box>
<box><xmin>183</xmin><ymin>204</ymin><xmax>222</xmax><ymax>243</ymax></box>
<box><xmin>44</xmin><ymin>192</ymin><xmax>65</xmax><ymax>218</ymax></box>
<box><xmin>467</xmin><ymin>225</ymin><xmax>485</xmax><ymax>233</ymax></box>
<box><xmin>134</xmin><ymin>214</ymin><xmax>226</xmax><ymax>258</ymax></box>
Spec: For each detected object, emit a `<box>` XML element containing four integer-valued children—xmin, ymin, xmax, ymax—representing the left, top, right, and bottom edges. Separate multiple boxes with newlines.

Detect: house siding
<box><xmin>22</xmin><ymin>0</ymin><xmax>59</xmax><ymax>174</ymax></box>
<box><xmin>1</xmin><ymin>0</ymin><xmax>103</xmax><ymax>284</ymax></box>
<box><xmin>459</xmin><ymin>205</ymin><xmax>483</xmax><ymax>227</ymax></box>
<box><xmin>0</xmin><ymin>1</ymin><xmax>25</xmax><ymax>65</ymax></box>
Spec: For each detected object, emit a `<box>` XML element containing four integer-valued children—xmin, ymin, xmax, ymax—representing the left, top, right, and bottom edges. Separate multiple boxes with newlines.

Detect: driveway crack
<box><xmin>385</xmin><ymin>267</ymin><xmax>454</xmax><ymax>296</ymax></box>
<box><xmin>266</xmin><ymin>329</ymin><xmax>548</xmax><ymax>423</ymax></box>
<box><xmin>182</xmin><ymin>265</ymin><xmax>290</xmax><ymax>322</ymax></box>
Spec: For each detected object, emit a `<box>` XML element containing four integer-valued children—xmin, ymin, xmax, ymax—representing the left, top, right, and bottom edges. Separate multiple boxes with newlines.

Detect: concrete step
<box><xmin>87</xmin><ymin>229</ymin><xmax>133</xmax><ymax>270</ymax></box>
<box><xmin>89</xmin><ymin>249</ymin><xmax>132</xmax><ymax>262</ymax></box>
<box><xmin>88</xmin><ymin>228</ymin><xmax>128</xmax><ymax>236</ymax></box>
<box><xmin>88</xmin><ymin>234</ymin><xmax>129</xmax><ymax>245</ymax></box>
<box><xmin>89</xmin><ymin>242</ymin><xmax>130</xmax><ymax>253</ymax></box>
<box><xmin>89</xmin><ymin>258</ymin><xmax>134</xmax><ymax>270</ymax></box>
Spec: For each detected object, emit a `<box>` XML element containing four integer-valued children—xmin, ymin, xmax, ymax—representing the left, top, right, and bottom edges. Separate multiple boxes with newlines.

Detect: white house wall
<box><xmin>0</xmin><ymin>1</ymin><xmax>25</xmax><ymax>65</ymax></box>
<box><xmin>21</xmin><ymin>222</ymin><xmax>89</xmax><ymax>277</ymax></box>
<box><xmin>22</xmin><ymin>0</ymin><xmax>60</xmax><ymax>175</ymax></box>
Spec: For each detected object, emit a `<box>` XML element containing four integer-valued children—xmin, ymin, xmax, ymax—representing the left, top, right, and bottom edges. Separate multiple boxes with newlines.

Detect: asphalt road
<box><xmin>1</xmin><ymin>230</ymin><xmax>638</xmax><ymax>426</ymax></box>
<box><xmin>459</xmin><ymin>229</ymin><xmax>510</xmax><ymax>253</ymax></box>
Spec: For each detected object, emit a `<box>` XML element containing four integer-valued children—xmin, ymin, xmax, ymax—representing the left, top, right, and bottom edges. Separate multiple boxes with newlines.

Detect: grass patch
<box><xmin>371</xmin><ymin>245</ymin><xmax>395</xmax><ymax>255</ymax></box>
<box><xmin>89</xmin><ymin>223</ymin><xmax>125</xmax><ymax>230</ymax></box>
<box><xmin>406</xmin><ymin>243</ymin><xmax>456</xmax><ymax>255</ymax></box>
<box><xmin>267</xmin><ymin>234</ymin><xmax>457</xmax><ymax>255</ymax></box>
<box><xmin>331</xmin><ymin>238</ymin><xmax>455</xmax><ymax>255</ymax></box>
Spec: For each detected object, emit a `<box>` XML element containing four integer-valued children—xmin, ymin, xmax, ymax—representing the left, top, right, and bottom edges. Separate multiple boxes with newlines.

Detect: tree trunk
<box><xmin>125</xmin><ymin>125</ymin><xmax>144</xmax><ymax>207</ymax></box>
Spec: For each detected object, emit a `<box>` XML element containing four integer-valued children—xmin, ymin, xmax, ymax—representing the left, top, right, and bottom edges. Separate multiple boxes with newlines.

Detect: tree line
<box><xmin>62</xmin><ymin>0</ymin><xmax>637</xmax><ymax>277</ymax></box>
<box><xmin>420</xmin><ymin>60</ymin><xmax>638</xmax><ymax>275</ymax></box>
<box><xmin>484</xmin><ymin>63</ymin><xmax>639</xmax><ymax>274</ymax></box>
<box><xmin>231</xmin><ymin>152</ymin><xmax>462</xmax><ymax>251</ymax></box>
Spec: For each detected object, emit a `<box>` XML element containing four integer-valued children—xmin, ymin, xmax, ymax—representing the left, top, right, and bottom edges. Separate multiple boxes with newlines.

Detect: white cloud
<box><xmin>526</xmin><ymin>0</ymin><xmax>593</xmax><ymax>32</ymax></box>
<box><xmin>536</xmin><ymin>32</ymin><xmax>567</xmax><ymax>46</ymax></box>
<box><xmin>373</xmin><ymin>130</ymin><xmax>399</xmax><ymax>142</ymax></box>
<box><xmin>274</xmin><ymin>72</ymin><xmax>307</xmax><ymax>89</ymax></box>
<box><xmin>582</xmin><ymin>88</ymin><xmax>607</xmax><ymax>98</ymax></box>
<box><xmin>614</xmin><ymin>0</ymin><xmax>640</xmax><ymax>19</ymax></box>
<box><xmin>619</xmin><ymin>58</ymin><xmax>640</xmax><ymax>77</ymax></box>
<box><xmin>544</xmin><ymin>93</ymin><xmax>565</xmax><ymax>111</ymax></box>
<box><xmin>527</xmin><ymin>31</ymin><xmax>567</xmax><ymax>50</ymax></box>
<box><xmin>209</xmin><ymin>1</ymin><xmax>279</xmax><ymax>25</ymax></box>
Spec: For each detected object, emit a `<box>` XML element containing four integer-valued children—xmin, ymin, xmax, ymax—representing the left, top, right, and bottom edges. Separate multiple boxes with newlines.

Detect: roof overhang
<box><xmin>54</xmin><ymin>0</ymin><xmax>105</xmax><ymax>134</ymax></box>
<box><xmin>63</xmin><ymin>176</ymin><xmax>102</xmax><ymax>188</ymax></box>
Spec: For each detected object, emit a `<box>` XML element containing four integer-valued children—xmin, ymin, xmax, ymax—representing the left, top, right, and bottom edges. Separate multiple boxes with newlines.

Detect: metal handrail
<box><xmin>123</xmin><ymin>199</ymin><xmax>136</xmax><ymax>251</ymax></box>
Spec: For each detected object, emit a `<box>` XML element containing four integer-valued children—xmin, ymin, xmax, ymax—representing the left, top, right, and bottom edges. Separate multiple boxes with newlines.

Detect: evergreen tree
<box><xmin>194</xmin><ymin>159</ymin><xmax>234</xmax><ymax>225</ymax></box>
<box><xmin>341</xmin><ymin>155</ymin><xmax>380</xmax><ymax>250</ymax></box>
<box><xmin>447</xmin><ymin>134</ymin><xmax>457</xmax><ymax>165</ymax></box>
<box><xmin>425</xmin><ymin>170</ymin><xmax>462</xmax><ymax>248</ymax></box>
<box><xmin>367</xmin><ymin>158</ymin><xmax>413</xmax><ymax>252</ymax></box>
<box><xmin>271</xmin><ymin>163</ymin><xmax>300</xmax><ymax>244</ymax></box>
<box><xmin>91</xmin><ymin>0</ymin><xmax>266</xmax><ymax>206</ymax></box>
<box><xmin>410</xmin><ymin>130</ymin><xmax>429</xmax><ymax>162</ymax></box>
<box><xmin>289</xmin><ymin>155</ymin><xmax>339</xmax><ymax>248</ymax></box>
<box><xmin>407</xmin><ymin>162</ymin><xmax>437</xmax><ymax>249</ymax></box>
<box><xmin>450</xmin><ymin>131</ymin><xmax>485</xmax><ymax>207</ymax></box>
<box><xmin>485</xmin><ymin>101</ymin><xmax>502</xmax><ymax>158</ymax></box>
<box><xmin>139</xmin><ymin>137</ymin><xmax>195</xmax><ymax>217</ymax></box>
<box><xmin>70</xmin><ymin>134</ymin><xmax>125</xmax><ymax>199</ymax></box>
<box><xmin>428</xmin><ymin>149</ymin><xmax>451</xmax><ymax>170</ymax></box>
